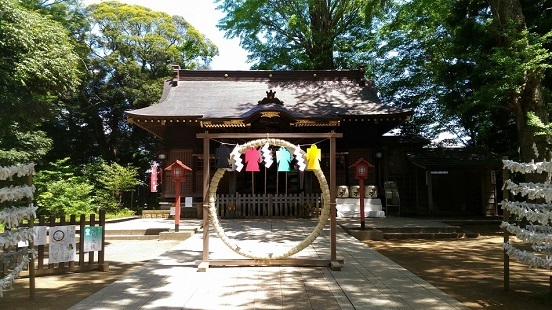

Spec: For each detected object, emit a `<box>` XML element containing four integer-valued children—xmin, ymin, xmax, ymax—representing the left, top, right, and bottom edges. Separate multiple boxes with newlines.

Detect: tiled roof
<box><xmin>126</xmin><ymin>69</ymin><xmax>412</xmax><ymax>120</ymax></box>
<box><xmin>407</xmin><ymin>148</ymin><xmax>502</xmax><ymax>169</ymax></box>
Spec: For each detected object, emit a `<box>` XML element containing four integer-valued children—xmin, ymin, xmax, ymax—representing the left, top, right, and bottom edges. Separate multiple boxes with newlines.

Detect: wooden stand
<box><xmin>197</xmin><ymin>132</ymin><xmax>342</xmax><ymax>271</ymax></box>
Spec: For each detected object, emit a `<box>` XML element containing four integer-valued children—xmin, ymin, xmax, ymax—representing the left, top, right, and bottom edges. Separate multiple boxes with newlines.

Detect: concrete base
<box><xmin>99</xmin><ymin>262</ymin><xmax>110</xmax><ymax>272</ymax></box>
<box><xmin>330</xmin><ymin>261</ymin><xmax>342</xmax><ymax>271</ymax></box>
<box><xmin>336</xmin><ymin>198</ymin><xmax>385</xmax><ymax>218</ymax></box>
<box><xmin>159</xmin><ymin>231</ymin><xmax>194</xmax><ymax>240</ymax></box>
<box><xmin>197</xmin><ymin>261</ymin><xmax>209</xmax><ymax>272</ymax></box>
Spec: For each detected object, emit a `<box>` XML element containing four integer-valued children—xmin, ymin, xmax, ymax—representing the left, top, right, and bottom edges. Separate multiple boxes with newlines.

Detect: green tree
<box><xmin>94</xmin><ymin>161</ymin><xmax>141</xmax><ymax>212</ymax></box>
<box><xmin>216</xmin><ymin>0</ymin><xmax>376</xmax><ymax>69</ymax></box>
<box><xmin>368</xmin><ymin>0</ymin><xmax>551</xmax><ymax>158</ymax></box>
<box><xmin>0</xmin><ymin>0</ymin><xmax>80</xmax><ymax>165</ymax></box>
<box><xmin>41</xmin><ymin>1</ymin><xmax>218</xmax><ymax>167</ymax></box>
<box><xmin>35</xmin><ymin>158</ymin><xmax>96</xmax><ymax>216</ymax></box>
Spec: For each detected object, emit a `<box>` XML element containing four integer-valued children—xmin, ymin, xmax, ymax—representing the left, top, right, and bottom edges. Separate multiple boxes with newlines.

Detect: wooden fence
<box><xmin>214</xmin><ymin>193</ymin><xmax>322</xmax><ymax>218</ymax></box>
<box><xmin>30</xmin><ymin>210</ymin><xmax>108</xmax><ymax>276</ymax></box>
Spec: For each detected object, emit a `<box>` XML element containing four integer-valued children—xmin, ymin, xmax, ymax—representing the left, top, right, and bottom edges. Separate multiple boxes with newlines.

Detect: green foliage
<box><xmin>367</xmin><ymin>0</ymin><xmax>551</xmax><ymax>156</ymax></box>
<box><xmin>93</xmin><ymin>161</ymin><xmax>141</xmax><ymax>212</ymax></box>
<box><xmin>37</xmin><ymin>179</ymin><xmax>95</xmax><ymax>216</ymax></box>
<box><xmin>527</xmin><ymin>112</ymin><xmax>552</xmax><ymax>137</ymax></box>
<box><xmin>0</xmin><ymin>0</ymin><xmax>80</xmax><ymax>165</ymax></box>
<box><xmin>105</xmin><ymin>208</ymin><xmax>135</xmax><ymax>219</ymax></box>
<box><xmin>35</xmin><ymin>158</ymin><xmax>96</xmax><ymax>216</ymax></box>
<box><xmin>216</xmin><ymin>0</ymin><xmax>373</xmax><ymax>69</ymax></box>
<box><xmin>35</xmin><ymin>158</ymin><xmax>142</xmax><ymax>215</ymax></box>
<box><xmin>0</xmin><ymin>124</ymin><xmax>52</xmax><ymax>166</ymax></box>
<box><xmin>41</xmin><ymin>1</ymin><xmax>218</xmax><ymax>167</ymax></box>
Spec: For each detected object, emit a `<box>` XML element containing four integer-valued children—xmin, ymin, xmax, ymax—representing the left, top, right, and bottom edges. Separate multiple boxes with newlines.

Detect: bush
<box><xmin>90</xmin><ymin>161</ymin><xmax>141</xmax><ymax>213</ymax></box>
<box><xmin>37</xmin><ymin>178</ymin><xmax>95</xmax><ymax>216</ymax></box>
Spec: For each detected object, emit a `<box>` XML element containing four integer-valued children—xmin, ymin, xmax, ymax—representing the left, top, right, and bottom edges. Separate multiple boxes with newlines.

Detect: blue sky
<box><xmin>83</xmin><ymin>0</ymin><xmax>250</xmax><ymax>70</ymax></box>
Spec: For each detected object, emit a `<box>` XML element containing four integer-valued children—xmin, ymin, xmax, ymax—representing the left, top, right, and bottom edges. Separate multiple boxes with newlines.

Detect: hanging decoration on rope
<box><xmin>0</xmin><ymin>163</ymin><xmax>36</xmax><ymax>298</ymax></box>
<box><xmin>215</xmin><ymin>145</ymin><xmax>232</xmax><ymax>169</ymax></box>
<box><xmin>261</xmin><ymin>142</ymin><xmax>273</xmax><ymax>168</ymax></box>
<box><xmin>306</xmin><ymin>144</ymin><xmax>322</xmax><ymax>170</ymax></box>
<box><xmin>501</xmin><ymin>154</ymin><xmax>552</xmax><ymax>273</ymax></box>
<box><xmin>230</xmin><ymin>144</ymin><xmax>243</xmax><ymax>172</ymax></box>
<box><xmin>294</xmin><ymin>145</ymin><xmax>306</xmax><ymax>171</ymax></box>
<box><xmin>244</xmin><ymin>146</ymin><xmax>262</xmax><ymax>172</ymax></box>
<box><xmin>276</xmin><ymin>147</ymin><xmax>292</xmax><ymax>172</ymax></box>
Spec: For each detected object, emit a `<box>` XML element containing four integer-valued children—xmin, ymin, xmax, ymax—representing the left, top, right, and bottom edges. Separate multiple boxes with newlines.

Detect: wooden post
<box><xmin>69</xmin><ymin>214</ymin><xmax>76</xmax><ymax>268</ymax></box>
<box><xmin>48</xmin><ymin>215</ymin><xmax>55</xmax><ymax>270</ymax></box>
<box><xmin>27</xmin><ymin>174</ymin><xmax>35</xmax><ymax>299</ymax></box>
<box><xmin>427</xmin><ymin>170</ymin><xmax>433</xmax><ymax>215</ymax></box>
<box><xmin>360</xmin><ymin>178</ymin><xmax>365</xmax><ymax>229</ymax></box>
<box><xmin>37</xmin><ymin>215</ymin><xmax>45</xmax><ymax>271</ymax></box>
<box><xmin>89</xmin><ymin>214</ymin><xmax>95</xmax><ymax>266</ymax></box>
<box><xmin>79</xmin><ymin>214</ymin><xmax>86</xmax><ymax>267</ymax></box>
<box><xmin>174</xmin><ymin>180</ymin><xmax>181</xmax><ymax>232</ymax></box>
<box><xmin>503</xmin><ymin>156</ymin><xmax>510</xmax><ymax>291</ymax></box>
<box><xmin>98</xmin><ymin>209</ymin><xmax>106</xmax><ymax>269</ymax></box>
<box><xmin>199</xmin><ymin>131</ymin><xmax>210</xmax><ymax>271</ymax></box>
<box><xmin>330</xmin><ymin>132</ymin><xmax>337</xmax><ymax>263</ymax></box>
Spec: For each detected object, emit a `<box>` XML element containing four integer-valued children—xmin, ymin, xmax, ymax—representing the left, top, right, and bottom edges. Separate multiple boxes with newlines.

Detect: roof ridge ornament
<box><xmin>258</xmin><ymin>90</ymin><xmax>284</xmax><ymax>105</ymax></box>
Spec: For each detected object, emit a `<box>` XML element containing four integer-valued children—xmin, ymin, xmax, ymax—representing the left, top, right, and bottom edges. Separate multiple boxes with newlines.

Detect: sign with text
<box><xmin>83</xmin><ymin>226</ymin><xmax>103</xmax><ymax>252</ymax></box>
<box><xmin>48</xmin><ymin>226</ymin><xmax>76</xmax><ymax>264</ymax></box>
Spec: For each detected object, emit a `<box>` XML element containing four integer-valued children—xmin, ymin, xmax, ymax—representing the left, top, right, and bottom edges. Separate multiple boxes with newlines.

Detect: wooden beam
<box><xmin>195</xmin><ymin>258</ymin><xmax>344</xmax><ymax>267</ymax></box>
<box><xmin>196</xmin><ymin>132</ymin><xmax>343</xmax><ymax>139</ymax></box>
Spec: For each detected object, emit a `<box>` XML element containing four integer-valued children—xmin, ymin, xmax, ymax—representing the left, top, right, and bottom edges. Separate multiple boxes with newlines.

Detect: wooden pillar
<box><xmin>427</xmin><ymin>170</ymin><xmax>433</xmax><ymax>215</ymax></box>
<box><xmin>27</xmin><ymin>174</ymin><xmax>35</xmax><ymax>299</ymax></box>
<box><xmin>503</xmin><ymin>156</ymin><xmax>510</xmax><ymax>291</ymax></box>
<box><xmin>330</xmin><ymin>132</ymin><xmax>338</xmax><ymax>263</ymax></box>
<box><xmin>200</xmin><ymin>131</ymin><xmax>210</xmax><ymax>271</ymax></box>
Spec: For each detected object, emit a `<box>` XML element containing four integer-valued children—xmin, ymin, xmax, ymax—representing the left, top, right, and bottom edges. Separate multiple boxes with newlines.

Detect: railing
<box><xmin>30</xmin><ymin>210</ymin><xmax>107</xmax><ymax>276</ymax></box>
<box><xmin>214</xmin><ymin>193</ymin><xmax>322</xmax><ymax>218</ymax></box>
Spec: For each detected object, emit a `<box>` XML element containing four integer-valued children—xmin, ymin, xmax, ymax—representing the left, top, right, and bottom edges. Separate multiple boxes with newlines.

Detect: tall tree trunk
<box><xmin>490</xmin><ymin>0</ymin><xmax>549</xmax><ymax>163</ymax></box>
<box><xmin>308</xmin><ymin>0</ymin><xmax>335</xmax><ymax>69</ymax></box>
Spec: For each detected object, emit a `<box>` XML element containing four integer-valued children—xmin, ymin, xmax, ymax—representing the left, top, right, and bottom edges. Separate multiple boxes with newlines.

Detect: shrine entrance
<box><xmin>196</xmin><ymin>132</ymin><xmax>343</xmax><ymax>271</ymax></box>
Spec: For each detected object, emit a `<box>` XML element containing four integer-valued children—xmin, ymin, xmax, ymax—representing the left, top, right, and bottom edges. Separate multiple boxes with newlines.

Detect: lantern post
<box><xmin>350</xmin><ymin>158</ymin><xmax>373</xmax><ymax>229</ymax></box>
<box><xmin>165</xmin><ymin>160</ymin><xmax>192</xmax><ymax>232</ymax></box>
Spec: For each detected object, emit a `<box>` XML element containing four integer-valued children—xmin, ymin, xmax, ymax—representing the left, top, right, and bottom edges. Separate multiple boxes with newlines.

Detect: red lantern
<box><xmin>350</xmin><ymin>158</ymin><xmax>372</xmax><ymax>180</ymax></box>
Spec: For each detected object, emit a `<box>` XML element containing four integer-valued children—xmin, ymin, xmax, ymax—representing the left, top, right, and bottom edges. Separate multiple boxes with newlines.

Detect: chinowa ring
<box><xmin>207</xmin><ymin>138</ymin><xmax>331</xmax><ymax>260</ymax></box>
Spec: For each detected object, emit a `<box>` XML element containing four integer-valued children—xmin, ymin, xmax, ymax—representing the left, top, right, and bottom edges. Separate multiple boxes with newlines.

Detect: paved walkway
<box><xmin>70</xmin><ymin>218</ymin><xmax>467</xmax><ymax>309</ymax></box>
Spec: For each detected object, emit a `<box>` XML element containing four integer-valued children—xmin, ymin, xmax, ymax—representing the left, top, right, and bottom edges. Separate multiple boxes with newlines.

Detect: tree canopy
<box><xmin>216</xmin><ymin>0</ymin><xmax>378</xmax><ymax>69</ymax></box>
<box><xmin>0</xmin><ymin>0</ymin><xmax>80</xmax><ymax>165</ymax></box>
<box><xmin>42</xmin><ymin>1</ymin><xmax>218</xmax><ymax>166</ymax></box>
<box><xmin>368</xmin><ymin>0</ymin><xmax>551</xmax><ymax>159</ymax></box>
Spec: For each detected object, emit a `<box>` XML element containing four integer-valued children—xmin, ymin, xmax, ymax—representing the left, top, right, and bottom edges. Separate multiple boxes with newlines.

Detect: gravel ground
<box><xmin>3</xmin><ymin>239</ymin><xmax>182</xmax><ymax>310</ymax></box>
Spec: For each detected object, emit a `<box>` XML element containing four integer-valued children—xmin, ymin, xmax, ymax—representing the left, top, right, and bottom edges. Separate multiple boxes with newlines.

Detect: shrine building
<box><xmin>126</xmin><ymin>66</ymin><xmax>499</xmax><ymax>217</ymax></box>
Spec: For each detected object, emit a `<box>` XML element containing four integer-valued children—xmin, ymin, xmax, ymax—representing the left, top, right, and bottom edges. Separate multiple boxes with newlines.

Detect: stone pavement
<box><xmin>70</xmin><ymin>218</ymin><xmax>467</xmax><ymax>309</ymax></box>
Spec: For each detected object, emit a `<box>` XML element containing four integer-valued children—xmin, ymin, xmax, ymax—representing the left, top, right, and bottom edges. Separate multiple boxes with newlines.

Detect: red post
<box><xmin>349</xmin><ymin>157</ymin><xmax>372</xmax><ymax>230</ymax></box>
<box><xmin>359</xmin><ymin>178</ymin><xmax>365</xmax><ymax>229</ymax></box>
<box><xmin>164</xmin><ymin>160</ymin><xmax>192</xmax><ymax>233</ymax></box>
<box><xmin>174</xmin><ymin>180</ymin><xmax>181</xmax><ymax>232</ymax></box>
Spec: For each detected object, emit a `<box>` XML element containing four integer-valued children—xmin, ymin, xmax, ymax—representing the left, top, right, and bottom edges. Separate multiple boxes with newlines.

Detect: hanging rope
<box><xmin>207</xmin><ymin>138</ymin><xmax>331</xmax><ymax>260</ymax></box>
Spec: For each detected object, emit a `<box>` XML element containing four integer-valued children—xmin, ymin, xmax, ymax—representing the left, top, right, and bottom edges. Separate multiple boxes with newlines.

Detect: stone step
<box><xmin>104</xmin><ymin>228</ymin><xmax>169</xmax><ymax>235</ymax></box>
<box><xmin>342</xmin><ymin>226</ymin><xmax>479</xmax><ymax>241</ymax></box>
<box><xmin>105</xmin><ymin>234</ymin><xmax>161</xmax><ymax>240</ymax></box>
<box><xmin>383</xmin><ymin>232</ymin><xmax>468</xmax><ymax>240</ymax></box>
<box><xmin>377</xmin><ymin>226</ymin><xmax>463</xmax><ymax>234</ymax></box>
<box><xmin>103</xmin><ymin>228</ymin><xmax>198</xmax><ymax>241</ymax></box>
